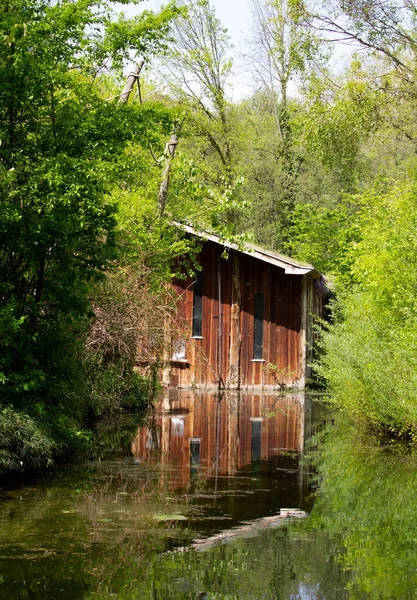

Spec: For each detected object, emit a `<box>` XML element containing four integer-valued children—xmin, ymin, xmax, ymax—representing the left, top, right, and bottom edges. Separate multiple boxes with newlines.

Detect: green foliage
<box><xmin>242</xmin><ymin>0</ymin><xmax>331</xmax><ymax>250</ymax></box>
<box><xmin>3</xmin><ymin>0</ymin><xmax>417</xmax><ymax>473</ymax></box>
<box><xmin>0</xmin><ymin>407</ymin><xmax>55</xmax><ymax>474</ymax></box>
<box><xmin>104</xmin><ymin>2</ymin><xmax>183</xmax><ymax>68</ymax></box>
<box><xmin>300</xmin><ymin>68</ymin><xmax>380</xmax><ymax>189</ymax></box>
<box><xmin>85</xmin><ymin>359</ymin><xmax>148</xmax><ymax>417</ymax></box>
<box><xmin>160</xmin><ymin>0</ymin><xmax>250</xmax><ymax>231</ymax></box>
<box><xmin>313</xmin><ymin>0</ymin><xmax>417</xmax><ymax>77</ymax></box>
<box><xmin>83</xmin><ymin>191</ymin><xmax>202</xmax><ymax>419</ymax></box>
<box><xmin>320</xmin><ymin>178</ymin><xmax>417</xmax><ymax>437</ymax></box>
<box><xmin>311</xmin><ymin>416</ymin><xmax>417</xmax><ymax>598</ymax></box>
<box><xmin>288</xmin><ymin>195</ymin><xmax>363</xmax><ymax>277</ymax></box>
<box><xmin>90</xmin><ymin>412</ymin><xmax>147</xmax><ymax>460</ymax></box>
<box><xmin>114</xmin><ymin>189</ymin><xmax>199</xmax><ymax>282</ymax></box>
<box><xmin>0</xmin><ymin>0</ymin><xmax>179</xmax><ymax>474</ymax></box>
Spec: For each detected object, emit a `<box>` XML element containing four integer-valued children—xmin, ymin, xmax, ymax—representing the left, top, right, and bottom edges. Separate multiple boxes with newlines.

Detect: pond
<box><xmin>0</xmin><ymin>391</ymin><xmax>416</xmax><ymax>599</ymax></box>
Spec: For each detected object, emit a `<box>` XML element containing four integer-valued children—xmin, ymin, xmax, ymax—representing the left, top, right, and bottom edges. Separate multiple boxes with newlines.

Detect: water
<box><xmin>0</xmin><ymin>391</ymin><xmax>415</xmax><ymax>599</ymax></box>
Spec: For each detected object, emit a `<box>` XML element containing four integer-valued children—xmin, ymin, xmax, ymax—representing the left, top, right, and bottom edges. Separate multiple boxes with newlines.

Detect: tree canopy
<box><xmin>0</xmin><ymin>0</ymin><xmax>183</xmax><ymax>472</ymax></box>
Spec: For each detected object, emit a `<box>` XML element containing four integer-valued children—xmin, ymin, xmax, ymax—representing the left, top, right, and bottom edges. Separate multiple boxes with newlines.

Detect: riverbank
<box><xmin>0</xmin><ymin>385</ymin><xmax>151</xmax><ymax>480</ymax></box>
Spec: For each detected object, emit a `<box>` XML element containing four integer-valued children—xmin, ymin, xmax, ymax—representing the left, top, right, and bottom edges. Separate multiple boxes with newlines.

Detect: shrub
<box><xmin>0</xmin><ymin>407</ymin><xmax>55</xmax><ymax>475</ymax></box>
<box><xmin>320</xmin><ymin>179</ymin><xmax>417</xmax><ymax>439</ymax></box>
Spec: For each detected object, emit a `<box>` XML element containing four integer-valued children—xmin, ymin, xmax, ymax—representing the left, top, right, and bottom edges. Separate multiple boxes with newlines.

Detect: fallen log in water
<box><xmin>191</xmin><ymin>508</ymin><xmax>308</xmax><ymax>552</ymax></box>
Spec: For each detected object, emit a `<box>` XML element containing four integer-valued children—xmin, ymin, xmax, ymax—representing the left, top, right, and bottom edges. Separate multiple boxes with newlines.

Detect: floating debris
<box><xmin>191</xmin><ymin>508</ymin><xmax>308</xmax><ymax>551</ymax></box>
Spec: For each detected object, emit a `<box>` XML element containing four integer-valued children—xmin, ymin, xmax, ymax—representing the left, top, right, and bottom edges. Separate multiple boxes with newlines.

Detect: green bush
<box><xmin>0</xmin><ymin>407</ymin><xmax>55</xmax><ymax>475</ymax></box>
<box><xmin>320</xmin><ymin>178</ymin><xmax>417</xmax><ymax>439</ymax></box>
<box><xmin>85</xmin><ymin>358</ymin><xmax>150</xmax><ymax>417</ymax></box>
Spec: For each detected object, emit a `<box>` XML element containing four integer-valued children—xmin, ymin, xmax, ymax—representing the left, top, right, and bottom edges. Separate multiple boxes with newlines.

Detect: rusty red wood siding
<box><xmin>170</xmin><ymin>241</ymin><xmax>312</xmax><ymax>388</ymax></box>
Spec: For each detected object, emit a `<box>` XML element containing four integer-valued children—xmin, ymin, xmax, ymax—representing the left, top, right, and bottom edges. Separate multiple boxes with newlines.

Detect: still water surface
<box><xmin>0</xmin><ymin>392</ymin><xmax>415</xmax><ymax>599</ymax></box>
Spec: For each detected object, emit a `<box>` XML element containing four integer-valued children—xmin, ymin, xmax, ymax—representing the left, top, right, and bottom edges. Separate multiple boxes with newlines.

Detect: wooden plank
<box><xmin>240</xmin><ymin>255</ymin><xmax>251</xmax><ymax>387</ymax></box>
<box><xmin>263</xmin><ymin>266</ymin><xmax>271</xmax><ymax>385</ymax></box>
<box><xmin>290</xmin><ymin>277</ymin><xmax>302</xmax><ymax>383</ymax></box>
<box><xmin>278</xmin><ymin>274</ymin><xmax>288</xmax><ymax>378</ymax></box>
<box><xmin>205</xmin><ymin>245</ymin><xmax>218</xmax><ymax>386</ymax></box>
<box><xmin>268</xmin><ymin>278</ymin><xmax>277</xmax><ymax>387</ymax></box>
<box><xmin>221</xmin><ymin>253</ymin><xmax>232</xmax><ymax>386</ymax></box>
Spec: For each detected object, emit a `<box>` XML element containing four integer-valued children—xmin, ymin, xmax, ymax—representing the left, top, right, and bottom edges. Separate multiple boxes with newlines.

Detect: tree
<box><xmin>0</xmin><ymin>0</ymin><xmax>179</xmax><ymax>472</ymax></box>
<box><xmin>312</xmin><ymin>0</ymin><xmax>417</xmax><ymax>79</ymax></box>
<box><xmin>245</xmin><ymin>0</ymin><xmax>327</xmax><ymax>250</ymax></box>
<box><xmin>250</xmin><ymin>0</ymin><xmax>323</xmax><ymax>137</ymax></box>
<box><xmin>320</xmin><ymin>178</ymin><xmax>417</xmax><ymax>437</ymax></box>
<box><xmin>160</xmin><ymin>0</ymin><xmax>245</xmax><ymax>231</ymax></box>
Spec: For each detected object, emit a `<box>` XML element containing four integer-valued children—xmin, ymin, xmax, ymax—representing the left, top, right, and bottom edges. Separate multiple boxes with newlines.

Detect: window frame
<box><xmin>253</xmin><ymin>292</ymin><xmax>264</xmax><ymax>360</ymax></box>
<box><xmin>192</xmin><ymin>269</ymin><xmax>204</xmax><ymax>338</ymax></box>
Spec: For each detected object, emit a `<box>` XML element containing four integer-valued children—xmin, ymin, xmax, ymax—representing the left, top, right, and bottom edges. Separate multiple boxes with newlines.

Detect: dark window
<box><xmin>253</xmin><ymin>292</ymin><xmax>264</xmax><ymax>359</ymax></box>
<box><xmin>192</xmin><ymin>270</ymin><xmax>203</xmax><ymax>337</ymax></box>
<box><xmin>190</xmin><ymin>438</ymin><xmax>201</xmax><ymax>466</ymax></box>
<box><xmin>251</xmin><ymin>419</ymin><xmax>262</xmax><ymax>463</ymax></box>
<box><xmin>190</xmin><ymin>438</ymin><xmax>201</xmax><ymax>477</ymax></box>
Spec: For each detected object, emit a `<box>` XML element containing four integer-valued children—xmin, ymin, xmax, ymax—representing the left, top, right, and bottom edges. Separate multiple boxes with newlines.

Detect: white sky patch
<box><xmin>140</xmin><ymin>0</ymin><xmax>252</xmax><ymax>49</ymax></box>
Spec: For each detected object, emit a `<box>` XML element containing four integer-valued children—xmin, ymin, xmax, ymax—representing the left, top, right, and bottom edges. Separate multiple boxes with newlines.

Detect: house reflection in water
<box><xmin>131</xmin><ymin>392</ymin><xmax>307</xmax><ymax>490</ymax></box>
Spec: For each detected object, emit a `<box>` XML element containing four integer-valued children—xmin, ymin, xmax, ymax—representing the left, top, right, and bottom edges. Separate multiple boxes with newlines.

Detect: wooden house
<box><xmin>167</xmin><ymin>225</ymin><xmax>325</xmax><ymax>390</ymax></box>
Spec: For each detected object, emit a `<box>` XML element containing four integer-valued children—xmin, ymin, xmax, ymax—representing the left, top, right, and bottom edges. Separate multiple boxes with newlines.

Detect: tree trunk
<box><xmin>158</xmin><ymin>130</ymin><xmax>180</xmax><ymax>217</ymax></box>
<box><xmin>119</xmin><ymin>61</ymin><xmax>145</xmax><ymax>103</ymax></box>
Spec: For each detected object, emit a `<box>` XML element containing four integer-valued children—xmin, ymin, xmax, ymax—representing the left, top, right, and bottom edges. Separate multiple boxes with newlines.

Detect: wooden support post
<box><xmin>228</xmin><ymin>251</ymin><xmax>241</xmax><ymax>389</ymax></box>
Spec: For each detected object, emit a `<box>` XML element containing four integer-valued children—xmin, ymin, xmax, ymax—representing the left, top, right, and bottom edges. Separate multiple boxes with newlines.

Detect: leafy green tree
<box><xmin>320</xmin><ymin>177</ymin><xmax>417</xmax><ymax>437</ymax></box>
<box><xmin>281</xmin><ymin>64</ymin><xmax>380</xmax><ymax>271</ymax></box>
<box><xmin>166</xmin><ymin>0</ymin><xmax>233</xmax><ymax>176</ymax></box>
<box><xmin>312</xmin><ymin>0</ymin><xmax>417</xmax><ymax>150</ymax></box>
<box><xmin>313</xmin><ymin>0</ymin><xmax>417</xmax><ymax>78</ymax></box>
<box><xmin>84</xmin><ymin>188</ymin><xmax>200</xmax><ymax>416</ymax></box>
<box><xmin>0</xmin><ymin>0</ymin><xmax>179</xmax><ymax>473</ymax></box>
<box><xmin>245</xmin><ymin>0</ymin><xmax>327</xmax><ymax>250</ymax></box>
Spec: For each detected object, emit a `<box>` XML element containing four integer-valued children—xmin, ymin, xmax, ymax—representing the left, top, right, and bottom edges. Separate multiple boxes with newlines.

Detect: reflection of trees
<box><xmin>0</xmin><ymin>464</ymin><xmax>194</xmax><ymax>599</ymax></box>
<box><xmin>288</xmin><ymin>524</ymin><xmax>349</xmax><ymax>600</ymax></box>
<box><xmin>4</xmin><ymin>449</ymin><xmax>347</xmax><ymax>600</ymax></box>
<box><xmin>0</xmin><ymin>483</ymin><xmax>90</xmax><ymax>599</ymax></box>
<box><xmin>91</xmin><ymin>413</ymin><xmax>146</xmax><ymax>460</ymax></box>
<box><xmin>136</xmin><ymin>521</ymin><xmax>349</xmax><ymax>600</ymax></box>
<box><xmin>270</xmin><ymin>528</ymin><xmax>296</xmax><ymax>600</ymax></box>
<box><xmin>311</xmin><ymin>417</ymin><xmax>417</xmax><ymax>599</ymax></box>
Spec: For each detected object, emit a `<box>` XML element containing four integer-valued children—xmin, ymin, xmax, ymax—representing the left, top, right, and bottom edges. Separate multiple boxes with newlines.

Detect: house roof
<box><xmin>177</xmin><ymin>223</ymin><xmax>320</xmax><ymax>277</ymax></box>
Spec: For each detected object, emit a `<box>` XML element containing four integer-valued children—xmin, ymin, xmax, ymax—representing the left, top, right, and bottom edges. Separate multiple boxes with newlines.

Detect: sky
<box><xmin>142</xmin><ymin>0</ymin><xmax>253</xmax><ymax>48</ymax></box>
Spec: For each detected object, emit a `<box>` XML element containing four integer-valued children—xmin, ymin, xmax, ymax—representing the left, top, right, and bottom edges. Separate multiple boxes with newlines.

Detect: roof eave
<box><xmin>176</xmin><ymin>223</ymin><xmax>319</xmax><ymax>277</ymax></box>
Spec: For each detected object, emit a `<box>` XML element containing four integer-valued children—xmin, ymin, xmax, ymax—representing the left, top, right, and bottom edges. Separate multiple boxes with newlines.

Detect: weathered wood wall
<box><xmin>169</xmin><ymin>241</ymin><xmax>320</xmax><ymax>389</ymax></box>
